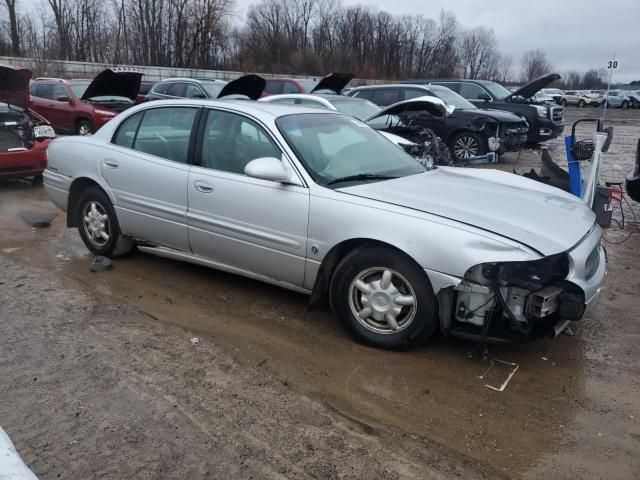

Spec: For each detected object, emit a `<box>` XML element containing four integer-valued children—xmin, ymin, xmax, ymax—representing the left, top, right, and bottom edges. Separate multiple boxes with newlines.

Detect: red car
<box><xmin>29</xmin><ymin>68</ymin><xmax>143</xmax><ymax>135</ymax></box>
<box><xmin>0</xmin><ymin>65</ymin><xmax>56</xmax><ymax>180</ymax></box>
<box><xmin>262</xmin><ymin>73</ymin><xmax>353</xmax><ymax>97</ymax></box>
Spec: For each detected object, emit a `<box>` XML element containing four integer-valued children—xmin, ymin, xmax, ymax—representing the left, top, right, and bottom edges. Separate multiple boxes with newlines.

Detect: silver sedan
<box><xmin>43</xmin><ymin>99</ymin><xmax>606</xmax><ymax>349</ymax></box>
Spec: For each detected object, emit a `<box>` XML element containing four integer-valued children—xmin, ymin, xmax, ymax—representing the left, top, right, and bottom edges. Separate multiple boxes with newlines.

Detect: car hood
<box><xmin>507</xmin><ymin>73</ymin><xmax>561</xmax><ymax>100</ymax></box>
<box><xmin>456</xmin><ymin>107</ymin><xmax>525</xmax><ymax>123</ymax></box>
<box><xmin>365</xmin><ymin>96</ymin><xmax>449</xmax><ymax>121</ymax></box>
<box><xmin>340</xmin><ymin>167</ymin><xmax>595</xmax><ymax>255</ymax></box>
<box><xmin>81</xmin><ymin>68</ymin><xmax>144</xmax><ymax>101</ymax></box>
<box><xmin>218</xmin><ymin>74</ymin><xmax>266</xmax><ymax>100</ymax></box>
<box><xmin>0</xmin><ymin>64</ymin><xmax>31</xmax><ymax>109</ymax></box>
<box><xmin>310</xmin><ymin>72</ymin><xmax>354</xmax><ymax>94</ymax></box>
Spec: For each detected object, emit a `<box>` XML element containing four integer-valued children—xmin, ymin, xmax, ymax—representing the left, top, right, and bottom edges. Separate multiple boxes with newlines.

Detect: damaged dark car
<box><xmin>349</xmin><ymin>84</ymin><xmax>529</xmax><ymax>163</ymax></box>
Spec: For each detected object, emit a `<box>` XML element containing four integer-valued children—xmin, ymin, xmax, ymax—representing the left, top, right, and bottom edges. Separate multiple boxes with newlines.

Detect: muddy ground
<box><xmin>1</xmin><ymin>107</ymin><xmax>639</xmax><ymax>479</ymax></box>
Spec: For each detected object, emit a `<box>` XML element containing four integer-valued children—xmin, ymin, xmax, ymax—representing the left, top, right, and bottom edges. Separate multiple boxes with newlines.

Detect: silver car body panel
<box><xmin>44</xmin><ymin>99</ymin><xmax>604</xmax><ymax>306</ymax></box>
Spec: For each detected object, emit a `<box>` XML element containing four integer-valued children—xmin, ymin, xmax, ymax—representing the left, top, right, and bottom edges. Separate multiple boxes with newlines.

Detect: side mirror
<box><xmin>244</xmin><ymin>156</ymin><xmax>291</xmax><ymax>182</ymax></box>
<box><xmin>478</xmin><ymin>92</ymin><xmax>491</xmax><ymax>102</ymax></box>
<box><xmin>56</xmin><ymin>96</ymin><xmax>70</xmax><ymax>103</ymax></box>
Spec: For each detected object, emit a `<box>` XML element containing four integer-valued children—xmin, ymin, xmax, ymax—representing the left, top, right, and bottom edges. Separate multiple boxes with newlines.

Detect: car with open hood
<box><xmin>399</xmin><ymin>74</ymin><xmax>565</xmax><ymax>144</ymax></box>
<box><xmin>0</xmin><ymin>64</ymin><xmax>56</xmax><ymax>180</ymax></box>
<box><xmin>259</xmin><ymin>92</ymin><xmax>452</xmax><ymax>165</ymax></box>
<box><xmin>145</xmin><ymin>75</ymin><xmax>267</xmax><ymax>102</ymax></box>
<box><xmin>29</xmin><ymin>68</ymin><xmax>143</xmax><ymax>135</ymax></box>
<box><xmin>42</xmin><ymin>99</ymin><xmax>606</xmax><ymax>350</ymax></box>
<box><xmin>262</xmin><ymin>73</ymin><xmax>353</xmax><ymax>97</ymax></box>
<box><xmin>348</xmin><ymin>83</ymin><xmax>529</xmax><ymax>162</ymax></box>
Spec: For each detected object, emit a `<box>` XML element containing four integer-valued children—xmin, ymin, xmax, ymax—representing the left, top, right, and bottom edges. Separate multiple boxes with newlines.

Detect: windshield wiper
<box><xmin>327</xmin><ymin>173</ymin><xmax>398</xmax><ymax>186</ymax></box>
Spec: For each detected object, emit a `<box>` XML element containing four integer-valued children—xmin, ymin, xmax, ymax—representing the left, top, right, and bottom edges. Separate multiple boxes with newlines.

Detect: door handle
<box><xmin>193</xmin><ymin>181</ymin><xmax>214</xmax><ymax>193</ymax></box>
<box><xmin>103</xmin><ymin>159</ymin><xmax>119</xmax><ymax>169</ymax></box>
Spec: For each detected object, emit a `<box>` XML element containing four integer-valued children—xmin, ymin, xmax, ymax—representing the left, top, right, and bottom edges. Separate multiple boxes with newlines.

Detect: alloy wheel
<box><xmin>348</xmin><ymin>267</ymin><xmax>417</xmax><ymax>334</ymax></box>
<box><xmin>453</xmin><ymin>135</ymin><xmax>480</xmax><ymax>159</ymax></box>
<box><xmin>82</xmin><ymin>201</ymin><xmax>110</xmax><ymax>247</ymax></box>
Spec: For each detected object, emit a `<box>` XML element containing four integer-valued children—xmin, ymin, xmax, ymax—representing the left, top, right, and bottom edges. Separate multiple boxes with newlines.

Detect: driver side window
<box><xmin>199</xmin><ymin>110</ymin><xmax>281</xmax><ymax>175</ymax></box>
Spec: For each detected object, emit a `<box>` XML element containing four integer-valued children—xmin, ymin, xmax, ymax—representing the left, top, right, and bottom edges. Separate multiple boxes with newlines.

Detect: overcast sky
<box><xmin>235</xmin><ymin>0</ymin><xmax>640</xmax><ymax>83</ymax></box>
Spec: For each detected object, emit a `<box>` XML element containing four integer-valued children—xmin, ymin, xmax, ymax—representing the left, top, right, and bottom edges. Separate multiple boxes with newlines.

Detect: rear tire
<box><xmin>76</xmin><ymin>186</ymin><xmax>134</xmax><ymax>257</ymax></box>
<box><xmin>330</xmin><ymin>247</ymin><xmax>438</xmax><ymax>350</ymax></box>
<box><xmin>31</xmin><ymin>174</ymin><xmax>43</xmax><ymax>185</ymax></box>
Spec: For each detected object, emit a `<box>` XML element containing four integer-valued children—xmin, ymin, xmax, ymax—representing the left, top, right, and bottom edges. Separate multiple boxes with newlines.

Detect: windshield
<box><xmin>429</xmin><ymin>86</ymin><xmax>476</xmax><ymax>109</ymax></box>
<box><xmin>70</xmin><ymin>84</ymin><xmax>88</xmax><ymax>98</ymax></box>
<box><xmin>331</xmin><ymin>99</ymin><xmax>381</xmax><ymax>120</ymax></box>
<box><xmin>201</xmin><ymin>82</ymin><xmax>225</xmax><ymax>98</ymax></box>
<box><xmin>276</xmin><ymin>113</ymin><xmax>424</xmax><ymax>186</ymax></box>
<box><xmin>482</xmin><ymin>81</ymin><xmax>511</xmax><ymax>100</ymax></box>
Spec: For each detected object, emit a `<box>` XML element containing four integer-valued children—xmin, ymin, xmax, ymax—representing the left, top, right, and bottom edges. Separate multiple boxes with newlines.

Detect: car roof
<box><xmin>158</xmin><ymin>77</ymin><xmax>225</xmax><ymax>84</ymax></box>
<box><xmin>136</xmin><ymin>98</ymin><xmax>341</xmax><ymax>119</ymax></box>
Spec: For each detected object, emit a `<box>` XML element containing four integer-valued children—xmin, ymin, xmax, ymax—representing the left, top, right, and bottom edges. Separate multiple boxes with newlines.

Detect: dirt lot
<box><xmin>1</xmin><ymin>106</ymin><xmax>639</xmax><ymax>479</ymax></box>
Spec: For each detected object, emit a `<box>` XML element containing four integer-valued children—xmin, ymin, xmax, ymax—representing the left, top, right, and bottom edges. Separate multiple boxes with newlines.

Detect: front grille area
<box><xmin>0</xmin><ymin>129</ymin><xmax>26</xmax><ymax>151</ymax></box>
<box><xmin>551</xmin><ymin>106</ymin><xmax>564</xmax><ymax>123</ymax></box>
<box><xmin>503</xmin><ymin>122</ymin><xmax>529</xmax><ymax>148</ymax></box>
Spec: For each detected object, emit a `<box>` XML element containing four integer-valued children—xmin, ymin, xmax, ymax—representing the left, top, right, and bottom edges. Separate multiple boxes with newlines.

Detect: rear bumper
<box><xmin>43</xmin><ymin>168</ymin><xmax>72</xmax><ymax>212</ymax></box>
<box><xmin>0</xmin><ymin>140</ymin><xmax>49</xmax><ymax>178</ymax></box>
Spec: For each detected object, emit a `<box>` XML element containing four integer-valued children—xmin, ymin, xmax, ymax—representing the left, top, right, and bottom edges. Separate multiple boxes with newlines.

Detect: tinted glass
<box><xmin>166</xmin><ymin>83</ymin><xmax>186</xmax><ymax>97</ymax></box>
<box><xmin>371</xmin><ymin>89</ymin><xmax>401</xmax><ymax>106</ymax></box>
<box><xmin>283</xmin><ymin>81</ymin><xmax>300</xmax><ymax>94</ymax></box>
<box><xmin>185</xmin><ymin>83</ymin><xmax>206</xmax><ymax>98</ymax></box>
<box><xmin>70</xmin><ymin>84</ymin><xmax>88</xmax><ymax>98</ymax></box>
<box><xmin>51</xmin><ymin>85</ymin><xmax>69</xmax><ymax>100</ymax></box>
<box><xmin>276</xmin><ymin>113</ymin><xmax>423</xmax><ymax>185</ymax></box>
<box><xmin>138</xmin><ymin>83</ymin><xmax>153</xmax><ymax>95</ymax></box>
<box><xmin>431</xmin><ymin>81</ymin><xmax>461</xmax><ymax>93</ymax></box>
<box><xmin>402</xmin><ymin>88</ymin><xmax>430</xmax><ymax>100</ymax></box>
<box><xmin>458</xmin><ymin>83</ymin><xmax>489</xmax><ymax>100</ymax></box>
<box><xmin>153</xmin><ymin>83</ymin><xmax>170</xmax><ymax>95</ymax></box>
<box><xmin>112</xmin><ymin>111</ymin><xmax>143</xmax><ymax>148</ymax></box>
<box><xmin>132</xmin><ymin>107</ymin><xmax>198</xmax><ymax>163</ymax></box>
<box><xmin>199</xmin><ymin>110</ymin><xmax>281</xmax><ymax>174</ymax></box>
<box><xmin>265</xmin><ymin>80</ymin><xmax>284</xmax><ymax>94</ymax></box>
<box><xmin>33</xmin><ymin>84</ymin><xmax>54</xmax><ymax>100</ymax></box>
<box><xmin>481</xmin><ymin>81</ymin><xmax>511</xmax><ymax>100</ymax></box>
<box><xmin>353</xmin><ymin>89</ymin><xmax>373</xmax><ymax>101</ymax></box>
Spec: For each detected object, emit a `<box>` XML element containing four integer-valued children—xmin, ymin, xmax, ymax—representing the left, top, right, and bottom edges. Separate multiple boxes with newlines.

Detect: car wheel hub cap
<box><xmin>454</xmin><ymin>137</ymin><xmax>479</xmax><ymax>159</ymax></box>
<box><xmin>83</xmin><ymin>201</ymin><xmax>110</xmax><ymax>246</ymax></box>
<box><xmin>349</xmin><ymin>267</ymin><xmax>417</xmax><ymax>334</ymax></box>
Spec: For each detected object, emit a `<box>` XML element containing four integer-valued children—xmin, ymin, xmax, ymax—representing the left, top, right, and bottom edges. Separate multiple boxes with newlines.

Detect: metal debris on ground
<box><xmin>190</xmin><ymin>337</ymin><xmax>199</xmax><ymax>345</ymax></box>
<box><xmin>18</xmin><ymin>211</ymin><xmax>57</xmax><ymax>228</ymax></box>
<box><xmin>90</xmin><ymin>256</ymin><xmax>112</xmax><ymax>272</ymax></box>
<box><xmin>479</xmin><ymin>359</ymin><xmax>519</xmax><ymax>392</ymax></box>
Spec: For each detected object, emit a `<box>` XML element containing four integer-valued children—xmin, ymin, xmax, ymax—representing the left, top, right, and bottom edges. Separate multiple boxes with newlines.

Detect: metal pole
<box><xmin>602</xmin><ymin>49</ymin><xmax>615</xmax><ymax>122</ymax></box>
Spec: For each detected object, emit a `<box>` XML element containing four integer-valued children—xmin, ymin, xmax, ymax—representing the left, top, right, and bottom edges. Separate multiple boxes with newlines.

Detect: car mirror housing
<box><xmin>478</xmin><ymin>92</ymin><xmax>491</xmax><ymax>101</ymax></box>
<box><xmin>244</xmin><ymin>156</ymin><xmax>292</xmax><ymax>183</ymax></box>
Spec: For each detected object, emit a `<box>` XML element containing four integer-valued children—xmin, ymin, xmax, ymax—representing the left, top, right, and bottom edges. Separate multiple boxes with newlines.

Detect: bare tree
<box><xmin>521</xmin><ymin>48</ymin><xmax>552</xmax><ymax>82</ymax></box>
<box><xmin>3</xmin><ymin>0</ymin><xmax>20</xmax><ymax>55</ymax></box>
<box><xmin>459</xmin><ymin>26</ymin><xmax>497</xmax><ymax>79</ymax></box>
<box><xmin>497</xmin><ymin>54</ymin><xmax>513</xmax><ymax>83</ymax></box>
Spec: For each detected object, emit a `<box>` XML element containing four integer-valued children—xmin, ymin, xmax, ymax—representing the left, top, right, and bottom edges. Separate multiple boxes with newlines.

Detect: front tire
<box><xmin>76</xmin><ymin>186</ymin><xmax>134</xmax><ymax>257</ymax></box>
<box><xmin>621</xmin><ymin>101</ymin><xmax>629</xmax><ymax>109</ymax></box>
<box><xmin>578</xmin><ymin>99</ymin><xmax>585</xmax><ymax>107</ymax></box>
<box><xmin>561</xmin><ymin>99</ymin><xmax>568</xmax><ymax>106</ymax></box>
<box><xmin>449</xmin><ymin>131</ymin><xmax>487</xmax><ymax>162</ymax></box>
<box><xmin>77</xmin><ymin>119</ymin><xmax>93</xmax><ymax>136</ymax></box>
<box><xmin>330</xmin><ymin>247</ymin><xmax>438</xmax><ymax>350</ymax></box>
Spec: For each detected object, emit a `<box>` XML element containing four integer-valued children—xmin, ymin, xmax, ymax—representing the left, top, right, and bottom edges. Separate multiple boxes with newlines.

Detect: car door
<box><xmin>187</xmin><ymin>108</ymin><xmax>309</xmax><ymax>287</ymax></box>
<box><xmin>49</xmin><ymin>84</ymin><xmax>75</xmax><ymax>132</ymax></box>
<box><xmin>102</xmin><ymin>105</ymin><xmax>200</xmax><ymax>251</ymax></box>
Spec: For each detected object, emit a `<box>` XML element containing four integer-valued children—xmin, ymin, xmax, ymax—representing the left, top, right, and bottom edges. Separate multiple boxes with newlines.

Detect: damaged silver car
<box><xmin>43</xmin><ymin>100</ymin><xmax>606</xmax><ymax>349</ymax></box>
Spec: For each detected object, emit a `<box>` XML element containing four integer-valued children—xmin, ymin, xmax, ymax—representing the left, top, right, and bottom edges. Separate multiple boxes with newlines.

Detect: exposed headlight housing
<box><xmin>534</xmin><ymin>105</ymin><xmax>548</xmax><ymax>118</ymax></box>
<box><xmin>32</xmin><ymin>125</ymin><xmax>56</xmax><ymax>139</ymax></box>
<box><xmin>487</xmin><ymin>137</ymin><xmax>501</xmax><ymax>152</ymax></box>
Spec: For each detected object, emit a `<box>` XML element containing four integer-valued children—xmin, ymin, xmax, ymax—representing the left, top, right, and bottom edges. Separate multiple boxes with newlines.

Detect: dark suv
<box><xmin>29</xmin><ymin>68</ymin><xmax>142</xmax><ymax>135</ymax></box>
<box><xmin>398</xmin><ymin>74</ymin><xmax>564</xmax><ymax>144</ymax></box>
<box><xmin>348</xmin><ymin>84</ymin><xmax>529</xmax><ymax>161</ymax></box>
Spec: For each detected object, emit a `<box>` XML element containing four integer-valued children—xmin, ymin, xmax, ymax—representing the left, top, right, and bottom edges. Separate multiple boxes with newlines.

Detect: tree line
<box><xmin>0</xmin><ymin>0</ymin><xmax>606</xmax><ymax>85</ymax></box>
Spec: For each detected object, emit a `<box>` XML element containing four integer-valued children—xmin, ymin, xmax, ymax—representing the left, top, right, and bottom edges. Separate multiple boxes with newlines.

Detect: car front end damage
<box><xmin>438</xmin><ymin>223</ymin><xmax>606</xmax><ymax>343</ymax></box>
<box><xmin>0</xmin><ymin>108</ymin><xmax>55</xmax><ymax>178</ymax></box>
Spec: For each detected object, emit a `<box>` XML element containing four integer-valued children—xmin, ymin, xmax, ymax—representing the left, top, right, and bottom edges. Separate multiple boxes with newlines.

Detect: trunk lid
<box><xmin>81</xmin><ymin>68</ymin><xmax>144</xmax><ymax>101</ymax></box>
<box><xmin>0</xmin><ymin>64</ymin><xmax>31</xmax><ymax>109</ymax></box>
<box><xmin>218</xmin><ymin>74</ymin><xmax>266</xmax><ymax>100</ymax></box>
<box><xmin>310</xmin><ymin>73</ymin><xmax>354</xmax><ymax>94</ymax></box>
<box><xmin>365</xmin><ymin>96</ymin><xmax>449</xmax><ymax>122</ymax></box>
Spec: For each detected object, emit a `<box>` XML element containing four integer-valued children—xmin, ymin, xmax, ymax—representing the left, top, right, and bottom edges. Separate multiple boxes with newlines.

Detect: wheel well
<box><xmin>308</xmin><ymin>238</ymin><xmax>419</xmax><ymax>310</ymax></box>
<box><xmin>75</xmin><ymin>117</ymin><xmax>92</xmax><ymax>130</ymax></box>
<box><xmin>67</xmin><ymin>178</ymin><xmax>101</xmax><ymax>227</ymax></box>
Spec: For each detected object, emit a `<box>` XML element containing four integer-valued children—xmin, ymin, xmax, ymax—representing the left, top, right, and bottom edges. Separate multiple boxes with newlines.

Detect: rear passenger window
<box><xmin>166</xmin><ymin>83</ymin><xmax>186</xmax><ymax>97</ymax></box>
<box><xmin>152</xmin><ymin>83</ymin><xmax>170</xmax><ymax>95</ymax></box>
<box><xmin>113</xmin><ymin>112</ymin><xmax>143</xmax><ymax>148</ymax></box>
<box><xmin>371</xmin><ymin>89</ymin><xmax>401</xmax><ymax>106</ymax></box>
<box><xmin>432</xmin><ymin>82</ymin><xmax>460</xmax><ymax>93</ymax></box>
<box><xmin>353</xmin><ymin>90</ymin><xmax>373</xmax><ymax>101</ymax></box>
<box><xmin>33</xmin><ymin>84</ymin><xmax>54</xmax><ymax>100</ymax></box>
<box><xmin>403</xmin><ymin>88</ymin><xmax>431</xmax><ymax>100</ymax></box>
<box><xmin>132</xmin><ymin>107</ymin><xmax>198</xmax><ymax>163</ymax></box>
<box><xmin>185</xmin><ymin>83</ymin><xmax>205</xmax><ymax>98</ymax></box>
